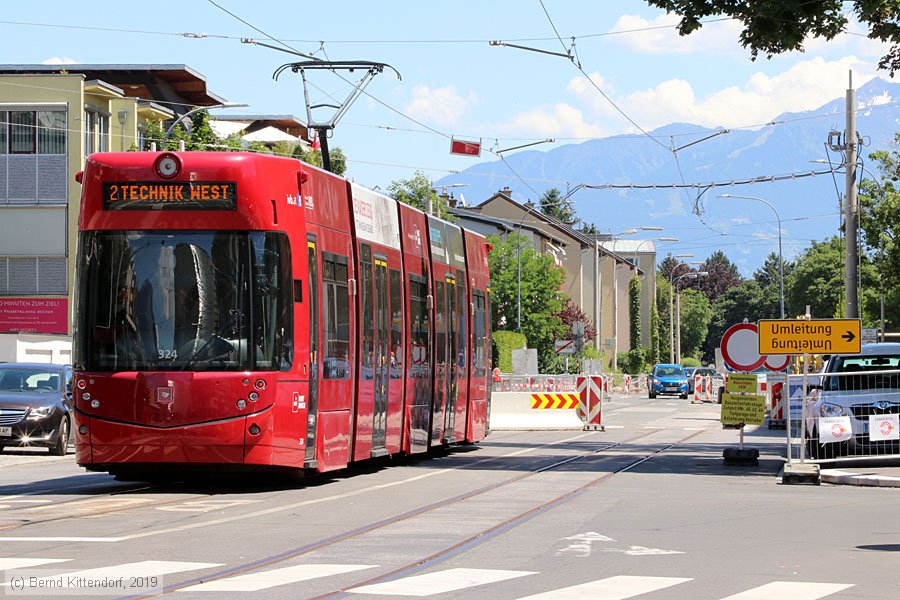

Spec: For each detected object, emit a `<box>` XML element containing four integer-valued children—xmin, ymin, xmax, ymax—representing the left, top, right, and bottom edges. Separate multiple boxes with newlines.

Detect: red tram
<box><xmin>72</xmin><ymin>151</ymin><xmax>491</xmax><ymax>476</ymax></box>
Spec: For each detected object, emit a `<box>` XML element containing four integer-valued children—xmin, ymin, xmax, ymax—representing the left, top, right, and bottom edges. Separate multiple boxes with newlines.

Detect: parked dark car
<box><xmin>649</xmin><ymin>364</ymin><xmax>689</xmax><ymax>399</ymax></box>
<box><xmin>685</xmin><ymin>366</ymin><xmax>717</xmax><ymax>394</ymax></box>
<box><xmin>0</xmin><ymin>363</ymin><xmax>73</xmax><ymax>455</ymax></box>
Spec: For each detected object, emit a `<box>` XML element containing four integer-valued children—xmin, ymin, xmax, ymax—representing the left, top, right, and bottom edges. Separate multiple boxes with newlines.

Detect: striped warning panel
<box><xmin>530</xmin><ymin>393</ymin><xmax>580</xmax><ymax>409</ymax></box>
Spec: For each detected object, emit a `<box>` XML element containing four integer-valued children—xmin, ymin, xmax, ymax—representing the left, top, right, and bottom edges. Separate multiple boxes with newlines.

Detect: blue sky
<box><xmin>2</xmin><ymin>1</ymin><xmax>894</xmax><ymax>269</ymax></box>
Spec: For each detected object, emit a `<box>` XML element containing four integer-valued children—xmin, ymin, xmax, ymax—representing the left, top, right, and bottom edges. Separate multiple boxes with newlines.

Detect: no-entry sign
<box><xmin>720</xmin><ymin>322</ymin><xmax>791</xmax><ymax>372</ymax></box>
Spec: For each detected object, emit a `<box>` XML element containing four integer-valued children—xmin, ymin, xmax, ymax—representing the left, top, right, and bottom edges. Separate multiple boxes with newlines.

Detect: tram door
<box><xmin>305</xmin><ymin>236</ymin><xmax>319</xmax><ymax>465</ymax></box>
<box><xmin>372</xmin><ymin>256</ymin><xmax>390</xmax><ymax>454</ymax></box>
<box><xmin>441</xmin><ymin>274</ymin><xmax>459</xmax><ymax>443</ymax></box>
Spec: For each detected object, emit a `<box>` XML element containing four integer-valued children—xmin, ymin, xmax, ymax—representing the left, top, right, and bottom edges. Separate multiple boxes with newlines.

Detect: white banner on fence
<box><xmin>869</xmin><ymin>414</ymin><xmax>900</xmax><ymax>441</ymax></box>
<box><xmin>819</xmin><ymin>416</ymin><xmax>853</xmax><ymax>443</ymax></box>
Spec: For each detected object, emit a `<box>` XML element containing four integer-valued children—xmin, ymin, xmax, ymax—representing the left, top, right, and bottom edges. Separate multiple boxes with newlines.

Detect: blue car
<box><xmin>649</xmin><ymin>364</ymin><xmax>689</xmax><ymax>399</ymax></box>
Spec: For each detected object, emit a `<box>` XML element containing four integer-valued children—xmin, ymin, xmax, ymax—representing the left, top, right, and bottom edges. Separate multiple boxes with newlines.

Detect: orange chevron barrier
<box><xmin>530</xmin><ymin>392</ymin><xmax>580</xmax><ymax>409</ymax></box>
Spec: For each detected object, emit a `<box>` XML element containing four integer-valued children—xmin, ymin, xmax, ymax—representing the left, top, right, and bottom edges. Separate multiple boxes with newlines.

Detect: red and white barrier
<box><xmin>692</xmin><ymin>375</ymin><xmax>712</xmax><ymax>403</ymax></box>
<box><xmin>577</xmin><ymin>375</ymin><xmax>604</xmax><ymax>431</ymax></box>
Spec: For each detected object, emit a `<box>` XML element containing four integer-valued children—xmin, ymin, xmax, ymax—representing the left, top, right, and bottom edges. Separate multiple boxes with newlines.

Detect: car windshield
<box><xmin>824</xmin><ymin>354</ymin><xmax>900</xmax><ymax>391</ymax></box>
<box><xmin>0</xmin><ymin>368</ymin><xmax>60</xmax><ymax>393</ymax></box>
<box><xmin>655</xmin><ymin>367</ymin><xmax>684</xmax><ymax>377</ymax></box>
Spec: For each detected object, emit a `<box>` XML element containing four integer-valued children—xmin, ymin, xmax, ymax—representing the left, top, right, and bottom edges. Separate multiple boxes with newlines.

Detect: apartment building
<box><xmin>0</xmin><ymin>65</ymin><xmax>222</xmax><ymax>362</ymax></box>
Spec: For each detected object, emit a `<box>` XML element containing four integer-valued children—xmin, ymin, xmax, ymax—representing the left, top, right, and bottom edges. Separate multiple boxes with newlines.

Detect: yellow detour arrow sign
<box><xmin>721</xmin><ymin>393</ymin><xmax>766</xmax><ymax>426</ymax></box>
<box><xmin>758</xmin><ymin>318</ymin><xmax>861</xmax><ymax>355</ymax></box>
<box><xmin>530</xmin><ymin>393</ymin><xmax>580</xmax><ymax>409</ymax></box>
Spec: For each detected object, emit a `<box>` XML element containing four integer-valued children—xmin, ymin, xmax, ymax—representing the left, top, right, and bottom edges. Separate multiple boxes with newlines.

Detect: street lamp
<box><xmin>674</xmin><ymin>271</ymin><xmax>709</xmax><ymax>363</ymax></box>
<box><xmin>720</xmin><ymin>194</ymin><xmax>785</xmax><ymax>319</ymax></box>
<box><xmin>667</xmin><ymin>255</ymin><xmax>693</xmax><ymax>363</ymax></box>
<box><xmin>163</xmin><ymin>102</ymin><xmax>250</xmax><ymax>144</ymax></box>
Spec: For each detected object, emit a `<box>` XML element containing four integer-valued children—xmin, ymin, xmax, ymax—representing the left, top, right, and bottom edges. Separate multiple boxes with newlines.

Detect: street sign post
<box><xmin>758</xmin><ymin>318</ymin><xmax>861</xmax><ymax>355</ymax></box>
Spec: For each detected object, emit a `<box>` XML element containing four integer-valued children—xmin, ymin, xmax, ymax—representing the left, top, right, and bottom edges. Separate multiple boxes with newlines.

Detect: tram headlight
<box><xmin>236</xmin><ymin>399</ymin><xmax>247</xmax><ymax>410</ymax></box>
<box><xmin>154</xmin><ymin>153</ymin><xmax>181</xmax><ymax>179</ymax></box>
<box><xmin>248</xmin><ymin>391</ymin><xmax>259</xmax><ymax>402</ymax></box>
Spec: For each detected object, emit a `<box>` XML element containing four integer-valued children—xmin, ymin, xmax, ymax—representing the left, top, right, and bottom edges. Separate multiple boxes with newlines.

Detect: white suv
<box><xmin>806</xmin><ymin>343</ymin><xmax>900</xmax><ymax>459</ymax></box>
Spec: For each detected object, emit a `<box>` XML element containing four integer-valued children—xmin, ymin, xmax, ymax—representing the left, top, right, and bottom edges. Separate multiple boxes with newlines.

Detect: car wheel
<box><xmin>649</xmin><ymin>391</ymin><xmax>656</xmax><ymax>399</ymax></box>
<box><xmin>0</xmin><ymin>446</ymin><xmax>4</xmax><ymax>453</ymax></box>
<box><xmin>49</xmin><ymin>417</ymin><xmax>69</xmax><ymax>456</ymax></box>
<box><xmin>680</xmin><ymin>393</ymin><xmax>688</xmax><ymax>399</ymax></box>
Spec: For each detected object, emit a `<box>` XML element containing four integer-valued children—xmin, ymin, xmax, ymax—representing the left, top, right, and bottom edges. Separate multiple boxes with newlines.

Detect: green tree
<box><xmin>704</xmin><ymin>279</ymin><xmax>772</xmax><ymax>363</ymax></box>
<box><xmin>297</xmin><ymin>146</ymin><xmax>348</xmax><ymax>176</ymax></box>
<box><xmin>860</xmin><ymin>144</ymin><xmax>900</xmax><ymax>331</ymax></box>
<box><xmin>487</xmin><ymin>233</ymin><xmax>567</xmax><ymax>371</ymax></box>
<box><xmin>539</xmin><ymin>187</ymin><xmax>576</xmax><ymax>224</ymax></box>
<box><xmin>656</xmin><ymin>273</ymin><xmax>672</xmax><ymax>363</ymax></box>
<box><xmin>644</xmin><ymin>1</ymin><xmax>900</xmax><ymax>74</ymax></box>
<box><xmin>678</xmin><ymin>288</ymin><xmax>713</xmax><ymax>360</ymax></box>
<box><xmin>629</xmin><ymin>276</ymin><xmax>642</xmax><ymax>349</ymax></box>
<box><xmin>650</xmin><ymin>297</ymin><xmax>661</xmax><ymax>364</ymax></box>
<box><xmin>786</xmin><ymin>236</ymin><xmax>844</xmax><ymax>319</ymax></box>
<box><xmin>694</xmin><ymin>250</ymin><xmax>741</xmax><ymax>302</ymax></box>
<box><xmin>388</xmin><ymin>171</ymin><xmax>453</xmax><ymax>220</ymax></box>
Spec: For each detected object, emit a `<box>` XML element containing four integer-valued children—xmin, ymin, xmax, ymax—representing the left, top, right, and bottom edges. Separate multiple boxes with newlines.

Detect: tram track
<box><xmin>140</xmin><ymin>425</ymin><xmax>713</xmax><ymax>598</ymax></box>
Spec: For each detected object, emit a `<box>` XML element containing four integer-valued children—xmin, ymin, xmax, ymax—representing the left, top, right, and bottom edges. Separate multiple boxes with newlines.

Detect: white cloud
<box><xmin>404</xmin><ymin>85</ymin><xmax>477</xmax><ymax>127</ymax></box>
<box><xmin>608</xmin><ymin>13</ymin><xmax>743</xmax><ymax>56</ymax></box>
<box><xmin>567</xmin><ymin>56</ymin><xmax>880</xmax><ymax>133</ymax></box>
<box><xmin>42</xmin><ymin>57</ymin><xmax>78</xmax><ymax>65</ymax></box>
<box><xmin>496</xmin><ymin>102</ymin><xmax>606</xmax><ymax>138</ymax></box>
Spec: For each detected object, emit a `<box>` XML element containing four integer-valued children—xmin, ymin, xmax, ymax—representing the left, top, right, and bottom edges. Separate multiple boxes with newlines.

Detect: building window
<box><xmin>0</xmin><ymin>110</ymin><xmax>66</xmax><ymax>155</ymax></box>
<box><xmin>37</xmin><ymin>111</ymin><xmax>67</xmax><ymax>154</ymax></box>
<box><xmin>84</xmin><ymin>111</ymin><xmax>95</xmax><ymax>155</ymax></box>
<box><xmin>98</xmin><ymin>113</ymin><xmax>109</xmax><ymax>152</ymax></box>
<box><xmin>10</xmin><ymin>111</ymin><xmax>36</xmax><ymax>154</ymax></box>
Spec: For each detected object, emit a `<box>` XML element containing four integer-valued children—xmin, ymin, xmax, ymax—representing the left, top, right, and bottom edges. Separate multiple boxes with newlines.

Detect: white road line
<box><xmin>0</xmin><ymin>537</ymin><xmax>125</xmax><ymax>542</ymax></box>
<box><xmin>514</xmin><ymin>575</ymin><xmax>692</xmax><ymax>600</ymax></box>
<box><xmin>719</xmin><ymin>581</ymin><xmax>854</xmax><ymax>599</ymax></box>
<box><xmin>179</xmin><ymin>564</ymin><xmax>377</xmax><ymax>592</ymax></box>
<box><xmin>347</xmin><ymin>568</ymin><xmax>536</xmax><ymax>596</ymax></box>
<box><xmin>2</xmin><ymin>561</ymin><xmax>222</xmax><ymax>587</ymax></box>
<box><xmin>0</xmin><ymin>558</ymin><xmax>70</xmax><ymax>570</ymax></box>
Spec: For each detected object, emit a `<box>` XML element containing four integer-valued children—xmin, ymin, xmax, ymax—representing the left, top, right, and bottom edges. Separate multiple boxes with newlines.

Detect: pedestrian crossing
<box><xmin>0</xmin><ymin>558</ymin><xmax>857</xmax><ymax>598</ymax></box>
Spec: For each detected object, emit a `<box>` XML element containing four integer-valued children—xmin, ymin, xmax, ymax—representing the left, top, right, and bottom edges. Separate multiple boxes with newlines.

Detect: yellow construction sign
<box><xmin>726</xmin><ymin>374</ymin><xmax>758</xmax><ymax>394</ymax></box>
<box><xmin>721</xmin><ymin>393</ymin><xmax>767</xmax><ymax>426</ymax></box>
<box><xmin>758</xmin><ymin>318</ymin><xmax>861</xmax><ymax>355</ymax></box>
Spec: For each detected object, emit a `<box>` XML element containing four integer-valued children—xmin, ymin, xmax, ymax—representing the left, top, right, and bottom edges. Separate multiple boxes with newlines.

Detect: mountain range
<box><xmin>436</xmin><ymin>77</ymin><xmax>900</xmax><ymax>275</ymax></box>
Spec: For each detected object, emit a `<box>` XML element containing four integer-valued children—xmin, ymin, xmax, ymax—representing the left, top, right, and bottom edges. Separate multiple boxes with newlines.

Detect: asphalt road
<box><xmin>0</xmin><ymin>394</ymin><xmax>896</xmax><ymax>599</ymax></box>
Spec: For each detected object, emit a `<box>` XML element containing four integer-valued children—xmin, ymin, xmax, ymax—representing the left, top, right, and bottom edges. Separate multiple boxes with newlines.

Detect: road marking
<box><xmin>555</xmin><ymin>532</ymin><xmax>615</xmax><ymax>557</ymax></box>
<box><xmin>2</xmin><ymin>561</ymin><xmax>222</xmax><ymax>587</ymax></box>
<box><xmin>157</xmin><ymin>500</ymin><xmax>259</xmax><ymax>513</ymax></box>
<box><xmin>0</xmin><ymin>434</ymin><xmax>595</xmax><ymax>544</ymax></box>
<box><xmin>719</xmin><ymin>581</ymin><xmax>854</xmax><ymax>599</ymax></box>
<box><xmin>0</xmin><ymin>537</ymin><xmax>125</xmax><ymax>542</ymax></box>
<box><xmin>347</xmin><ymin>568</ymin><xmax>536</xmax><ymax>596</ymax></box>
<box><xmin>619</xmin><ymin>408</ymin><xmax>677</xmax><ymax>413</ymax></box>
<box><xmin>179</xmin><ymin>564</ymin><xmax>377</xmax><ymax>592</ymax></box>
<box><xmin>0</xmin><ymin>558</ymin><xmax>70</xmax><ymax>570</ymax></box>
<box><xmin>515</xmin><ymin>575</ymin><xmax>692</xmax><ymax>599</ymax></box>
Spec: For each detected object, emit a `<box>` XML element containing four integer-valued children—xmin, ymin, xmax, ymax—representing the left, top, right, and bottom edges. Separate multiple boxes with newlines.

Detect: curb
<box><xmin>819</xmin><ymin>469</ymin><xmax>900</xmax><ymax>488</ymax></box>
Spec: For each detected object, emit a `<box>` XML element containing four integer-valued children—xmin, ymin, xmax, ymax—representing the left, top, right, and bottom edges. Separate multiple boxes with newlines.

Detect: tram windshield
<box><xmin>75</xmin><ymin>231</ymin><xmax>292</xmax><ymax>372</ymax></box>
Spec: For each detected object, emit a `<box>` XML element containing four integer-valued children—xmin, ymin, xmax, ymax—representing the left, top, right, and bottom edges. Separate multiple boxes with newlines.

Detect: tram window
<box><xmin>322</xmin><ymin>252</ymin><xmax>351</xmax><ymax>380</ymax></box>
<box><xmin>360</xmin><ymin>244</ymin><xmax>374</xmax><ymax>380</ymax></box>
<box><xmin>408</xmin><ymin>277</ymin><xmax>430</xmax><ymax>377</ymax></box>
<box><xmin>435</xmin><ymin>281</ymin><xmax>447</xmax><ymax>369</ymax></box>
<box><xmin>250</xmin><ymin>232</ymin><xmax>293</xmax><ymax>371</ymax></box>
<box><xmin>390</xmin><ymin>269</ymin><xmax>403</xmax><ymax>379</ymax></box>
<box><xmin>472</xmin><ymin>291</ymin><xmax>487</xmax><ymax>378</ymax></box>
<box><xmin>456</xmin><ymin>270</ymin><xmax>466</xmax><ymax>372</ymax></box>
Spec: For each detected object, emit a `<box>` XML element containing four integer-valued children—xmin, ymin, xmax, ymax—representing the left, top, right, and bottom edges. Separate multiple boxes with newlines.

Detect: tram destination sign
<box><xmin>103</xmin><ymin>181</ymin><xmax>237</xmax><ymax>211</ymax></box>
<box><xmin>757</xmin><ymin>318</ymin><xmax>861</xmax><ymax>355</ymax></box>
